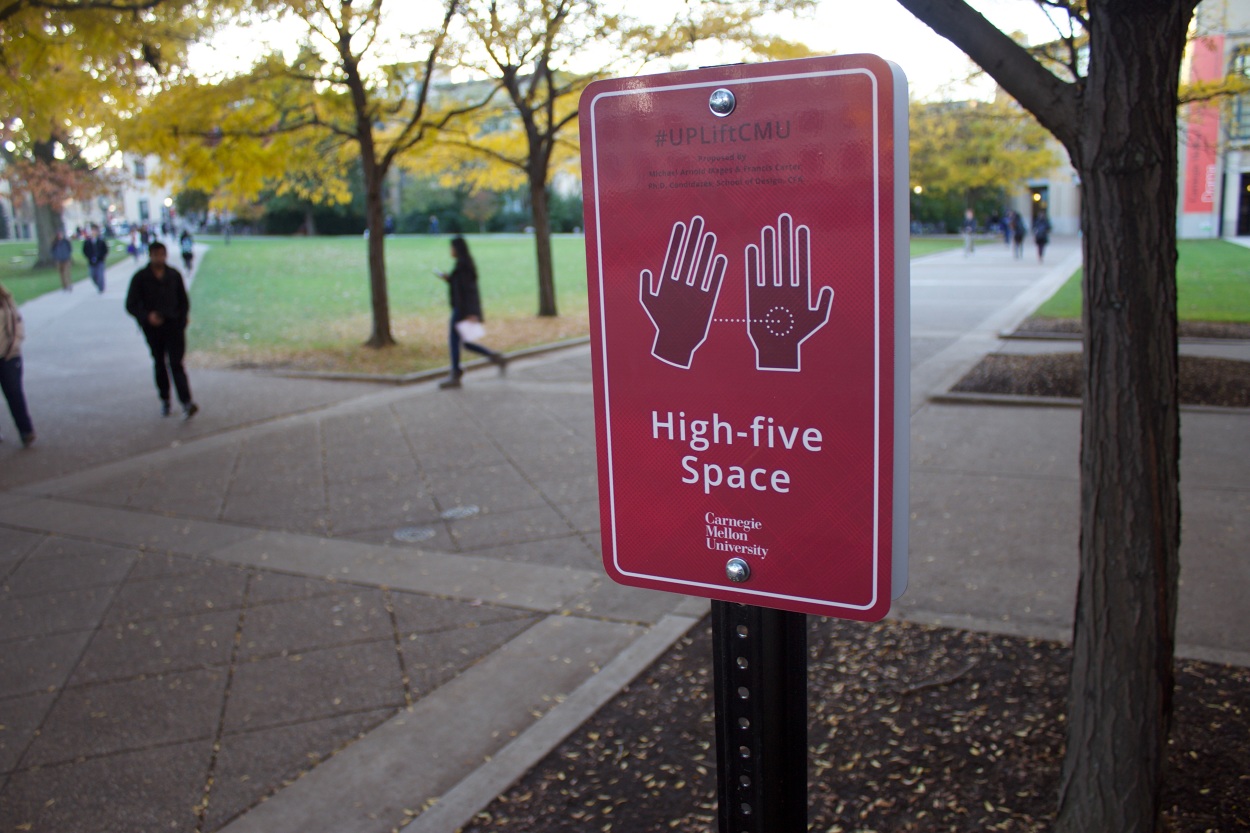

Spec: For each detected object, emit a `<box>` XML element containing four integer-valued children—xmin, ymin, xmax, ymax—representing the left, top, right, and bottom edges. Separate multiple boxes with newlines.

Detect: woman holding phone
<box><xmin>435</xmin><ymin>236</ymin><xmax>507</xmax><ymax>389</ymax></box>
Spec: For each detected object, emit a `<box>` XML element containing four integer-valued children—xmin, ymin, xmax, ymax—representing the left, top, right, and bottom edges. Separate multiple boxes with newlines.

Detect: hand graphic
<box><xmin>639</xmin><ymin>216</ymin><xmax>728</xmax><ymax>369</ymax></box>
<box><xmin>745</xmin><ymin>213</ymin><xmax>834</xmax><ymax>371</ymax></box>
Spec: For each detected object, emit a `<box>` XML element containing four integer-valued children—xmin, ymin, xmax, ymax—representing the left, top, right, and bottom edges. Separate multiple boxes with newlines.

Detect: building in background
<box><xmin>1015</xmin><ymin>151</ymin><xmax>1081</xmax><ymax>238</ymax></box>
<box><xmin>1182</xmin><ymin>0</ymin><xmax>1250</xmax><ymax>238</ymax></box>
<box><xmin>58</xmin><ymin>153</ymin><xmax>176</xmax><ymax>237</ymax></box>
<box><xmin>977</xmin><ymin>0</ymin><xmax>1250</xmax><ymax>241</ymax></box>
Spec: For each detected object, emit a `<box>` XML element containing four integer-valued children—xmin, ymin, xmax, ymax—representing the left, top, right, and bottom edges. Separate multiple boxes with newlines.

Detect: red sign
<box><xmin>580</xmin><ymin>55</ymin><xmax>908</xmax><ymax>620</ymax></box>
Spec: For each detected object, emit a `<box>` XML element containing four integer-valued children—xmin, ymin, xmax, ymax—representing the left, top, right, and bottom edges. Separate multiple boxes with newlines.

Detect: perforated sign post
<box><xmin>580</xmin><ymin>54</ymin><xmax>909</xmax><ymax>832</ymax></box>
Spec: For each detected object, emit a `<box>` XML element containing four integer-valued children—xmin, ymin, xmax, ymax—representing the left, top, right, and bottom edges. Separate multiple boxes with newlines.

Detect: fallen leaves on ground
<box><xmin>459</xmin><ymin>618</ymin><xmax>1250</xmax><ymax>833</ymax></box>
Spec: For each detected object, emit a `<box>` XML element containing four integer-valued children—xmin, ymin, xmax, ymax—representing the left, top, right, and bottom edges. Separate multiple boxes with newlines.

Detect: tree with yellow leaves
<box><xmin>130</xmin><ymin>1</ymin><xmax>462</xmax><ymax>348</ymax></box>
<box><xmin>909</xmin><ymin>94</ymin><xmax>1057</xmax><ymax>214</ymax></box>
<box><xmin>0</xmin><ymin>0</ymin><xmax>247</xmax><ymax>262</ymax></box>
<box><xmin>422</xmin><ymin>0</ymin><xmax>817</xmax><ymax>317</ymax></box>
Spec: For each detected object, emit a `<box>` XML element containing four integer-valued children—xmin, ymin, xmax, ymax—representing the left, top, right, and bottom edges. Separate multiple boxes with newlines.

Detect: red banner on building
<box><xmin>1184</xmin><ymin>35</ymin><xmax>1225</xmax><ymax>215</ymax></box>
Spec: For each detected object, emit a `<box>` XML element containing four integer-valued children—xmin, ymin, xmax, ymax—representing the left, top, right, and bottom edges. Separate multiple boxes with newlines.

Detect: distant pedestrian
<box><xmin>82</xmin><ymin>225</ymin><xmax>109</xmax><ymax>293</ymax></box>
<box><xmin>1010</xmin><ymin>212</ymin><xmax>1027</xmax><ymax>260</ymax></box>
<box><xmin>1002</xmin><ymin>210</ymin><xmax>1015</xmax><ymax>248</ymax></box>
<box><xmin>435</xmin><ymin>236</ymin><xmax>507</xmax><ymax>389</ymax></box>
<box><xmin>1033</xmin><ymin>214</ymin><xmax>1051</xmax><ymax>263</ymax></box>
<box><xmin>128</xmin><ymin>228</ymin><xmax>141</xmax><ymax>262</ymax></box>
<box><xmin>125</xmin><ymin>242</ymin><xmax>199</xmax><ymax>419</ymax></box>
<box><xmin>179</xmin><ymin>229</ymin><xmax>195</xmax><ymax>271</ymax></box>
<box><xmin>51</xmin><ymin>230</ymin><xmax>73</xmax><ymax>292</ymax></box>
<box><xmin>0</xmin><ymin>281</ymin><xmax>36</xmax><ymax>447</ymax></box>
<box><xmin>961</xmin><ymin>209</ymin><xmax>976</xmax><ymax>256</ymax></box>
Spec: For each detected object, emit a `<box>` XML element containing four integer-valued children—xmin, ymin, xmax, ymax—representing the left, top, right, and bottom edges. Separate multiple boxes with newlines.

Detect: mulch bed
<box><xmin>459</xmin><ymin>617</ymin><xmax>1250</xmax><ymax>832</ymax></box>
<box><xmin>950</xmin><ymin>353</ymin><xmax>1250</xmax><ymax>408</ymax></box>
<box><xmin>949</xmin><ymin>318</ymin><xmax>1250</xmax><ymax>407</ymax></box>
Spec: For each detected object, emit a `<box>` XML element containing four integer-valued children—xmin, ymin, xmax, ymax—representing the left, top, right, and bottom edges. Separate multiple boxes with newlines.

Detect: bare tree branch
<box><xmin>893</xmin><ymin>0</ymin><xmax>1080</xmax><ymax>147</ymax></box>
<box><xmin>1037</xmin><ymin>0</ymin><xmax>1088</xmax><ymax>31</ymax></box>
<box><xmin>379</xmin><ymin>0</ymin><xmax>462</xmax><ymax>171</ymax></box>
<box><xmin>433</xmin><ymin>130</ymin><xmax>526</xmax><ymax>172</ymax></box>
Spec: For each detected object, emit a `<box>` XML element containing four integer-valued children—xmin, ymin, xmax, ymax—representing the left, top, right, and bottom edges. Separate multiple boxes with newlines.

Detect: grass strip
<box><xmin>1034</xmin><ymin>239</ymin><xmax>1250</xmax><ymax>323</ymax></box>
<box><xmin>0</xmin><ymin>239</ymin><xmax>127</xmax><ymax>304</ymax></box>
<box><xmin>186</xmin><ymin>234</ymin><xmax>590</xmax><ymax>374</ymax></box>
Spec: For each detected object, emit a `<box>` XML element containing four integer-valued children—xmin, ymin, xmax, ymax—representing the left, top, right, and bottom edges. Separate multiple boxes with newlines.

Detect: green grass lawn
<box><xmin>186</xmin><ymin>234</ymin><xmax>592</xmax><ymax>373</ymax></box>
<box><xmin>1</xmin><ymin>240</ymin><xmax>69</xmax><ymax>304</ymax></box>
<box><xmin>0</xmin><ymin>238</ymin><xmax>130</xmax><ymax>303</ymax></box>
<box><xmin>909</xmin><ymin>237</ymin><xmax>964</xmax><ymax>257</ymax></box>
<box><xmin>1034</xmin><ymin>240</ymin><xmax>1250</xmax><ymax>322</ymax></box>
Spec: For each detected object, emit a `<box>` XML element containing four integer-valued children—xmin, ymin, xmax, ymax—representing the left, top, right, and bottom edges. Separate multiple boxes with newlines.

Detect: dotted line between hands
<box><xmin>714</xmin><ymin>307</ymin><xmax>795</xmax><ymax>336</ymax></box>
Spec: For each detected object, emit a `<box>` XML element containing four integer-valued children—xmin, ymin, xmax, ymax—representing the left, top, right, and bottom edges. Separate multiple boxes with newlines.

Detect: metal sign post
<box><xmin>712</xmin><ymin>601</ymin><xmax>808</xmax><ymax>832</ymax></box>
<box><xmin>579</xmin><ymin>54</ymin><xmax>908</xmax><ymax>830</ymax></box>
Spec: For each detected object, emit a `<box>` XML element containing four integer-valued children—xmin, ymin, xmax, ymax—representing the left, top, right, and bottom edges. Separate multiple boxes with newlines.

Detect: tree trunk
<box><xmin>888</xmin><ymin>1</ymin><xmax>1195</xmax><ymax>829</ymax></box>
<box><xmin>342</xmin><ymin>44</ymin><xmax>394</xmax><ymax>349</ymax></box>
<box><xmin>529</xmin><ymin>171</ymin><xmax>558</xmax><ymax>317</ymax></box>
<box><xmin>1055</xmin><ymin>5</ymin><xmax>1188</xmax><ymax>831</ymax></box>
<box><xmin>30</xmin><ymin>140</ymin><xmax>59</xmax><ymax>267</ymax></box>
<box><xmin>361</xmin><ymin>153</ymin><xmax>394</xmax><ymax>348</ymax></box>
<box><xmin>31</xmin><ymin>202</ymin><xmax>58</xmax><ymax>268</ymax></box>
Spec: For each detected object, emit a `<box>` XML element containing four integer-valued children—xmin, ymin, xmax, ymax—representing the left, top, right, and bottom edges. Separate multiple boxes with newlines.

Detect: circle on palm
<box><xmin>763</xmin><ymin>305</ymin><xmax>795</xmax><ymax>338</ymax></box>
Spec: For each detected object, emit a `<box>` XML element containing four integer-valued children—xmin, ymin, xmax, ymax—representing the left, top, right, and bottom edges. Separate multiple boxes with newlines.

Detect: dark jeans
<box><xmin>0</xmin><ymin>355</ymin><xmax>34</xmax><ymax>437</ymax></box>
<box><xmin>448</xmin><ymin>311</ymin><xmax>492</xmax><ymax>374</ymax></box>
<box><xmin>143</xmin><ymin>323</ymin><xmax>192</xmax><ymax>405</ymax></box>
<box><xmin>88</xmin><ymin>261</ymin><xmax>106</xmax><ymax>292</ymax></box>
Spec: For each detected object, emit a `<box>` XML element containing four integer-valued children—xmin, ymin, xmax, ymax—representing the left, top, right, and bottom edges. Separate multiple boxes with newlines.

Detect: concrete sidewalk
<box><xmin>898</xmin><ymin>239</ymin><xmax>1250</xmax><ymax>666</ymax></box>
<box><xmin>1</xmin><ymin>250</ymin><xmax>705</xmax><ymax>833</ymax></box>
<box><xmin>1</xmin><ymin>239</ymin><xmax>1247</xmax><ymax>833</ymax></box>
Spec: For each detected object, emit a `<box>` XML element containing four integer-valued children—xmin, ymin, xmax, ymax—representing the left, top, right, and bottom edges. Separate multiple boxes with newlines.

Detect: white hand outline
<box><xmin>639</xmin><ymin>215</ymin><xmax>728</xmax><ymax>369</ymax></box>
<box><xmin>745</xmin><ymin>213</ymin><xmax>834</xmax><ymax>372</ymax></box>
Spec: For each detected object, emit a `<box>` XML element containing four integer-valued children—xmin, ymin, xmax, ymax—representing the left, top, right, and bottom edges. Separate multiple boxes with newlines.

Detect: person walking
<box><xmin>0</xmin><ymin>282</ymin><xmax>36</xmax><ymax>447</ymax></box>
<box><xmin>1033</xmin><ymin>213</ymin><xmax>1051</xmax><ymax>263</ymax></box>
<box><xmin>961</xmin><ymin>208</ymin><xmax>976</xmax><ymax>256</ymax></box>
<box><xmin>82</xmin><ymin>225</ymin><xmax>109</xmax><ymax>293</ymax></box>
<box><xmin>125</xmin><ymin>242</ymin><xmax>199</xmax><ymax>419</ymax></box>
<box><xmin>51</xmin><ymin>230</ymin><xmax>74</xmax><ymax>292</ymax></box>
<box><xmin>179</xmin><ymin>229</ymin><xmax>195</xmax><ymax>272</ymax></box>
<box><xmin>1010</xmin><ymin>212</ymin><xmax>1027</xmax><ymax>260</ymax></box>
<box><xmin>435</xmin><ymin>236</ymin><xmax>507</xmax><ymax>389</ymax></box>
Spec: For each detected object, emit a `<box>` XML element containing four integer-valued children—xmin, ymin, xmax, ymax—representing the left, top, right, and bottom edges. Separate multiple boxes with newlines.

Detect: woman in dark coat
<box><xmin>1033</xmin><ymin>214</ymin><xmax>1051</xmax><ymax>263</ymax></box>
<box><xmin>437</xmin><ymin>236</ymin><xmax>507</xmax><ymax>389</ymax></box>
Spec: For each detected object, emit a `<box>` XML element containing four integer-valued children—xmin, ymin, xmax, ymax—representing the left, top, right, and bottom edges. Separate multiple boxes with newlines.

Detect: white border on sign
<box><xmin>588</xmin><ymin>65</ymin><xmax>888</xmax><ymax>614</ymax></box>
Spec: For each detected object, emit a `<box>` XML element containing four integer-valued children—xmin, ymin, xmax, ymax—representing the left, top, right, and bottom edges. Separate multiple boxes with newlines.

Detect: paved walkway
<box><xmin>1</xmin><ymin>239</ymin><xmax>1246</xmax><ymax>832</ymax></box>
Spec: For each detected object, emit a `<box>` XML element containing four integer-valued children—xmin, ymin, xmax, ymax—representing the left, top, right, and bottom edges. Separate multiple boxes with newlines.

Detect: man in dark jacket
<box><xmin>125</xmin><ymin>241</ymin><xmax>199</xmax><ymax>419</ymax></box>
<box><xmin>82</xmin><ymin>225</ymin><xmax>109</xmax><ymax>293</ymax></box>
